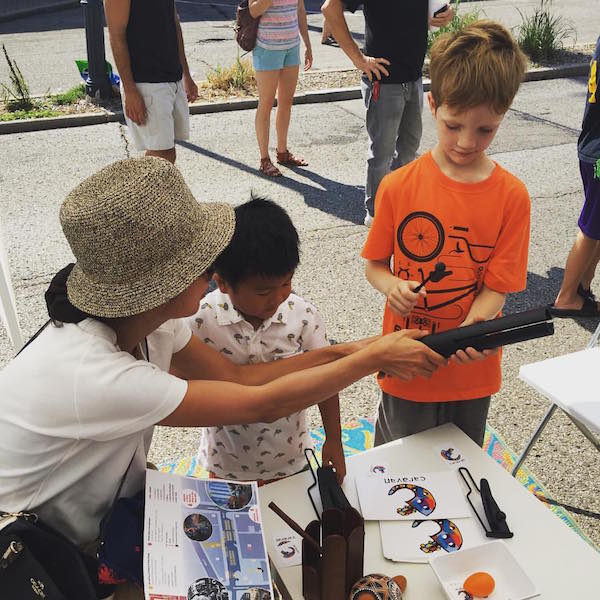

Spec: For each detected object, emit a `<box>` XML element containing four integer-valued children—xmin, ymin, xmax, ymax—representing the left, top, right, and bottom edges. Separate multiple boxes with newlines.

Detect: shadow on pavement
<box><xmin>177</xmin><ymin>139</ymin><xmax>365</xmax><ymax>225</ymax></box>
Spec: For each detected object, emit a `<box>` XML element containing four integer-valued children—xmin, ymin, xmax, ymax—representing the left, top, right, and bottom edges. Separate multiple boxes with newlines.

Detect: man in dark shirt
<box><xmin>552</xmin><ymin>36</ymin><xmax>600</xmax><ymax>317</ymax></box>
<box><xmin>105</xmin><ymin>0</ymin><xmax>198</xmax><ymax>164</ymax></box>
<box><xmin>322</xmin><ymin>0</ymin><xmax>453</xmax><ymax>225</ymax></box>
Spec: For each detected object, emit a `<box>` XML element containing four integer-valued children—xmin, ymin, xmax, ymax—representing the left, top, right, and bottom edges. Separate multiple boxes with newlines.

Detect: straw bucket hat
<box><xmin>59</xmin><ymin>157</ymin><xmax>235</xmax><ymax>318</ymax></box>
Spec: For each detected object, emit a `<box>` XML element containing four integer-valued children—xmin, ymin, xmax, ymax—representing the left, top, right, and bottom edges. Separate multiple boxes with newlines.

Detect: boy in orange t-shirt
<box><xmin>362</xmin><ymin>21</ymin><xmax>531</xmax><ymax>446</ymax></box>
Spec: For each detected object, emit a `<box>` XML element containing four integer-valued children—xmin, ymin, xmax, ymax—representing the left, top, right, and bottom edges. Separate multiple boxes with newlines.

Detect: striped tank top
<box><xmin>256</xmin><ymin>0</ymin><xmax>300</xmax><ymax>51</ymax></box>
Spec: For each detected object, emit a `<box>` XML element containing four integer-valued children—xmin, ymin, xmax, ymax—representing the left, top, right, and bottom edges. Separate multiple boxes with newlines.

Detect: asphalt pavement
<box><xmin>1</xmin><ymin>74</ymin><xmax>599</xmax><ymax>549</ymax></box>
<box><xmin>0</xmin><ymin>0</ymin><xmax>597</xmax><ymax>95</ymax></box>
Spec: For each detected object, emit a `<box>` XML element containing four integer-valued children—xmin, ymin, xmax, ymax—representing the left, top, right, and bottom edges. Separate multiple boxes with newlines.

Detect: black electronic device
<box><xmin>433</xmin><ymin>4</ymin><xmax>449</xmax><ymax>17</ymax></box>
<box><xmin>420</xmin><ymin>307</ymin><xmax>554</xmax><ymax>358</ymax></box>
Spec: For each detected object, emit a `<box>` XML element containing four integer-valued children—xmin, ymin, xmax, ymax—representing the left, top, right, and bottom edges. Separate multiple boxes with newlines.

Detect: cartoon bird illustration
<box><xmin>412</xmin><ymin>519</ymin><xmax>463</xmax><ymax>554</ymax></box>
<box><xmin>388</xmin><ymin>484</ymin><xmax>436</xmax><ymax>517</ymax></box>
<box><xmin>441</xmin><ymin>448</ymin><xmax>462</xmax><ymax>462</ymax></box>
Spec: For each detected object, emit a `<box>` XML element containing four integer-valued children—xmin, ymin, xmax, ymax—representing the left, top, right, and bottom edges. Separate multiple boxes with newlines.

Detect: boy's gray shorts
<box><xmin>374</xmin><ymin>391</ymin><xmax>491</xmax><ymax>447</ymax></box>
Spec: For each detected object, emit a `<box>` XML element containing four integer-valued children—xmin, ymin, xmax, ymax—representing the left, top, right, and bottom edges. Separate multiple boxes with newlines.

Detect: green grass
<box><xmin>516</xmin><ymin>0</ymin><xmax>575</xmax><ymax>62</ymax></box>
<box><xmin>0</xmin><ymin>108</ymin><xmax>60</xmax><ymax>121</ymax></box>
<box><xmin>427</xmin><ymin>0</ymin><xmax>480</xmax><ymax>56</ymax></box>
<box><xmin>50</xmin><ymin>84</ymin><xmax>86</xmax><ymax>106</ymax></box>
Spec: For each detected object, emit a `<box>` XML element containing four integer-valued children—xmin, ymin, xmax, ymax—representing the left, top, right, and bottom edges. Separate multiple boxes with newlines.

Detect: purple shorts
<box><xmin>579</xmin><ymin>160</ymin><xmax>600</xmax><ymax>240</ymax></box>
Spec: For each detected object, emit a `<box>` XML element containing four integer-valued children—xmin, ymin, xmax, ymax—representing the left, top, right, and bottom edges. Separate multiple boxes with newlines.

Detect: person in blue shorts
<box><xmin>250</xmin><ymin>0</ymin><xmax>312</xmax><ymax>177</ymax></box>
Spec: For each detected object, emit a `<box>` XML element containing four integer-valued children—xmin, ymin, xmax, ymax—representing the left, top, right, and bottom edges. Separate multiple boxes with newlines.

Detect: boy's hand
<box><xmin>387</xmin><ymin>279</ymin><xmax>426</xmax><ymax>316</ymax></box>
<box><xmin>322</xmin><ymin>438</ymin><xmax>346</xmax><ymax>484</ymax></box>
<box><xmin>450</xmin><ymin>315</ymin><xmax>499</xmax><ymax>364</ymax></box>
<box><xmin>123</xmin><ymin>86</ymin><xmax>147</xmax><ymax>125</ymax></box>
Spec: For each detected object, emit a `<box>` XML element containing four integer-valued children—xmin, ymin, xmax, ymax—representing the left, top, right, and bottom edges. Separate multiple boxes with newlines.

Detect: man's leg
<box><xmin>146</xmin><ymin>148</ymin><xmax>176</xmax><ymax>163</ymax></box>
<box><xmin>362</xmin><ymin>81</ymin><xmax>408</xmax><ymax>220</ymax></box>
<box><xmin>581</xmin><ymin>241</ymin><xmax>600</xmax><ymax>292</ymax></box>
<box><xmin>125</xmin><ymin>82</ymin><xmax>177</xmax><ymax>164</ymax></box>
<box><xmin>391</xmin><ymin>79</ymin><xmax>423</xmax><ymax>171</ymax></box>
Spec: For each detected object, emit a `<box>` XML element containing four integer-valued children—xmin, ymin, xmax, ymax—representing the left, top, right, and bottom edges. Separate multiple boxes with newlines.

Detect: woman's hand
<box><xmin>374</xmin><ymin>329</ymin><xmax>446</xmax><ymax>381</ymax></box>
<box><xmin>304</xmin><ymin>46</ymin><xmax>313</xmax><ymax>71</ymax></box>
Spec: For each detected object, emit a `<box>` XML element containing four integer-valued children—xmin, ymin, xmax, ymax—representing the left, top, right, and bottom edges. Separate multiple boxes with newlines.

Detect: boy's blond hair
<box><xmin>430</xmin><ymin>20</ymin><xmax>528</xmax><ymax>115</ymax></box>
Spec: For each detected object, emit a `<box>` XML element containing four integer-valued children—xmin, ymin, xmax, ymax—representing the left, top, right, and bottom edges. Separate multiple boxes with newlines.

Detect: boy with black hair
<box><xmin>362</xmin><ymin>21</ymin><xmax>531</xmax><ymax>446</ymax></box>
<box><xmin>185</xmin><ymin>197</ymin><xmax>346</xmax><ymax>483</ymax></box>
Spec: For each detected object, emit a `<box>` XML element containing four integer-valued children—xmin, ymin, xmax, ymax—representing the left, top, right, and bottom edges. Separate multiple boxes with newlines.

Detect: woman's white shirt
<box><xmin>0</xmin><ymin>318</ymin><xmax>189</xmax><ymax>544</ymax></box>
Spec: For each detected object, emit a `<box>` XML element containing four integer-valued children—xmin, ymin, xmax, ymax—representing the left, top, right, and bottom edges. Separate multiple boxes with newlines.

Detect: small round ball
<box><xmin>463</xmin><ymin>571</ymin><xmax>495</xmax><ymax>597</ymax></box>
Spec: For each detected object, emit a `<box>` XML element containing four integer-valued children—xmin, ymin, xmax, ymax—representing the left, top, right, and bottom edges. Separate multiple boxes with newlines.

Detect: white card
<box><xmin>436</xmin><ymin>444</ymin><xmax>468</xmax><ymax>469</ymax></box>
<box><xmin>380</xmin><ymin>517</ymin><xmax>489</xmax><ymax>563</ymax></box>
<box><xmin>272</xmin><ymin>531</ymin><xmax>302</xmax><ymax>568</ymax></box>
<box><xmin>355</xmin><ymin>471</ymin><xmax>471</xmax><ymax>521</ymax></box>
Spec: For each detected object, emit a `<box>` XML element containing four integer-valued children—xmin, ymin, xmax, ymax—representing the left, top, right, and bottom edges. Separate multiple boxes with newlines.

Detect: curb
<box><xmin>0</xmin><ymin>62</ymin><xmax>590</xmax><ymax>136</ymax></box>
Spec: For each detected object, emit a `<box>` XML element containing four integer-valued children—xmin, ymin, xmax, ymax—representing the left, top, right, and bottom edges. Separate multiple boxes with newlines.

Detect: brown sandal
<box><xmin>276</xmin><ymin>149</ymin><xmax>308</xmax><ymax>167</ymax></box>
<box><xmin>260</xmin><ymin>157</ymin><xmax>282</xmax><ymax>177</ymax></box>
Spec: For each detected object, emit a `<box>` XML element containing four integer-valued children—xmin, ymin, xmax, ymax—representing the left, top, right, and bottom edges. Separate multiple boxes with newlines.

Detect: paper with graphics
<box><xmin>272</xmin><ymin>531</ymin><xmax>303</xmax><ymax>568</ymax></box>
<box><xmin>144</xmin><ymin>470</ymin><xmax>273</xmax><ymax>600</ymax></box>
<box><xmin>436</xmin><ymin>444</ymin><xmax>468</xmax><ymax>469</ymax></box>
<box><xmin>355</xmin><ymin>471</ymin><xmax>470</xmax><ymax>521</ymax></box>
<box><xmin>380</xmin><ymin>517</ymin><xmax>489</xmax><ymax>563</ymax></box>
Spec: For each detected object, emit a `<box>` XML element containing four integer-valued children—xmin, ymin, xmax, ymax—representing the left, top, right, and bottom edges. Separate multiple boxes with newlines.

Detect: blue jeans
<box><xmin>361</xmin><ymin>78</ymin><xmax>424</xmax><ymax>217</ymax></box>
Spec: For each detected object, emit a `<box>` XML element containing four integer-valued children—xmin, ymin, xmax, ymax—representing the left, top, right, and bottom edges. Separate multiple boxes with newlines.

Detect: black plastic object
<box><xmin>458</xmin><ymin>467</ymin><xmax>513</xmax><ymax>539</ymax></box>
<box><xmin>305</xmin><ymin>449</ymin><xmax>351</xmax><ymax>520</ymax></box>
<box><xmin>420</xmin><ymin>307</ymin><xmax>553</xmax><ymax>358</ymax></box>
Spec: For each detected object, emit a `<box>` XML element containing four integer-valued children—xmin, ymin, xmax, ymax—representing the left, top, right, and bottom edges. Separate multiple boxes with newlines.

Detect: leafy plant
<box><xmin>516</xmin><ymin>0</ymin><xmax>576</xmax><ymax>63</ymax></box>
<box><xmin>427</xmin><ymin>0</ymin><xmax>480</xmax><ymax>56</ymax></box>
<box><xmin>1</xmin><ymin>44</ymin><xmax>34</xmax><ymax>111</ymax></box>
<box><xmin>0</xmin><ymin>108</ymin><xmax>59</xmax><ymax>122</ymax></box>
<box><xmin>206</xmin><ymin>56</ymin><xmax>256</xmax><ymax>93</ymax></box>
<box><xmin>51</xmin><ymin>84</ymin><xmax>86</xmax><ymax>106</ymax></box>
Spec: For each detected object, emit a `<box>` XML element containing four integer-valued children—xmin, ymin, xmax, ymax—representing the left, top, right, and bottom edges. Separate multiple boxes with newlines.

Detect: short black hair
<box><xmin>213</xmin><ymin>196</ymin><xmax>300</xmax><ymax>287</ymax></box>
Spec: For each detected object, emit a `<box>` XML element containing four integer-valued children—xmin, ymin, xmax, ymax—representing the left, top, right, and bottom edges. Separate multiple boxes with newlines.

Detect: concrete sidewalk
<box><xmin>0</xmin><ymin>0</ymin><xmax>596</xmax><ymax>96</ymax></box>
<box><xmin>1</xmin><ymin>76</ymin><xmax>599</xmax><ymax>549</ymax></box>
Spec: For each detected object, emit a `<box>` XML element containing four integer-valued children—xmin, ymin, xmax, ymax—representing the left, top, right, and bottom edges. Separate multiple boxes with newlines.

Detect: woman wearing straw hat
<box><xmin>0</xmin><ymin>158</ymin><xmax>443</xmax><ymax>580</ymax></box>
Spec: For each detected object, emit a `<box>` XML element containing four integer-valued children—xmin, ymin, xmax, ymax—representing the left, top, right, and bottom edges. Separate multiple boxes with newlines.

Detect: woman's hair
<box><xmin>429</xmin><ymin>20</ymin><xmax>528</xmax><ymax>114</ymax></box>
<box><xmin>213</xmin><ymin>196</ymin><xmax>300</xmax><ymax>288</ymax></box>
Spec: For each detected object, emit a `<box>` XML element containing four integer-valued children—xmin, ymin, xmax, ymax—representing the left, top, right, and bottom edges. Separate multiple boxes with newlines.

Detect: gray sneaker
<box><xmin>364</xmin><ymin>213</ymin><xmax>374</xmax><ymax>227</ymax></box>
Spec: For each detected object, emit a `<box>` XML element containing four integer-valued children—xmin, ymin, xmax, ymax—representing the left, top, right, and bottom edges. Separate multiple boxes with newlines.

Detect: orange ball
<box><xmin>463</xmin><ymin>571</ymin><xmax>495</xmax><ymax>597</ymax></box>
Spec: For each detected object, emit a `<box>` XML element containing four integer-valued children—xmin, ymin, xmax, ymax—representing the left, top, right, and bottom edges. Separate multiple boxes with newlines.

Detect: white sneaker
<box><xmin>364</xmin><ymin>213</ymin><xmax>374</xmax><ymax>227</ymax></box>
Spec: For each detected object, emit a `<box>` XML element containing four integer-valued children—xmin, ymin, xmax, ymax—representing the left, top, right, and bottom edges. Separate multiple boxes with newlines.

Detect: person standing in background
<box><xmin>105</xmin><ymin>0</ymin><xmax>198</xmax><ymax>164</ymax></box>
<box><xmin>322</xmin><ymin>0</ymin><xmax>453</xmax><ymax>226</ymax></box>
<box><xmin>250</xmin><ymin>0</ymin><xmax>312</xmax><ymax>177</ymax></box>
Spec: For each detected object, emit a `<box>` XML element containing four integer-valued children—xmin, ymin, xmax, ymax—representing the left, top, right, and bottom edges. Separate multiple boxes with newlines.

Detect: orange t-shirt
<box><xmin>362</xmin><ymin>152</ymin><xmax>531</xmax><ymax>401</ymax></box>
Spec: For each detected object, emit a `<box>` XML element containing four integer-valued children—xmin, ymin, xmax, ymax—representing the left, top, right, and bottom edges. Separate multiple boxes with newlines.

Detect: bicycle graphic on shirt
<box><xmin>395</xmin><ymin>212</ymin><xmax>494</xmax><ymax>319</ymax></box>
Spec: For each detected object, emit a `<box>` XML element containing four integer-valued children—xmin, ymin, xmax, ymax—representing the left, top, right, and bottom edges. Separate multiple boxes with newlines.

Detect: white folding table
<box><xmin>512</xmin><ymin>321</ymin><xmax>600</xmax><ymax>476</ymax></box>
<box><xmin>0</xmin><ymin>227</ymin><xmax>23</xmax><ymax>352</ymax></box>
<box><xmin>258</xmin><ymin>423</ymin><xmax>600</xmax><ymax>600</ymax></box>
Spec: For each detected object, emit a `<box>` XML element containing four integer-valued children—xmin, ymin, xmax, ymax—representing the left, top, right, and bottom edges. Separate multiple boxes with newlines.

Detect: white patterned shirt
<box><xmin>185</xmin><ymin>289</ymin><xmax>329</xmax><ymax>480</ymax></box>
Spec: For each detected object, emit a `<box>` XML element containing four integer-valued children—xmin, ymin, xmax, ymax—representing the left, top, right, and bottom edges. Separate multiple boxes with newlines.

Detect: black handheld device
<box><xmin>420</xmin><ymin>307</ymin><xmax>554</xmax><ymax>358</ymax></box>
<box><xmin>433</xmin><ymin>4</ymin><xmax>449</xmax><ymax>17</ymax></box>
